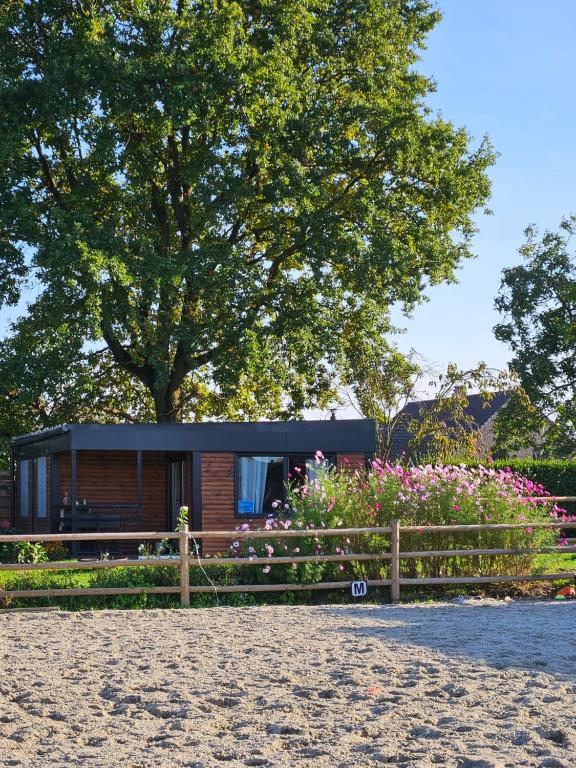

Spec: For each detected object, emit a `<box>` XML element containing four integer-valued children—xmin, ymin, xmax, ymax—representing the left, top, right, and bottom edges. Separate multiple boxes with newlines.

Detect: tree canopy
<box><xmin>494</xmin><ymin>216</ymin><xmax>576</xmax><ymax>456</ymax></box>
<box><xmin>0</xmin><ymin>0</ymin><xmax>494</xmax><ymax>430</ymax></box>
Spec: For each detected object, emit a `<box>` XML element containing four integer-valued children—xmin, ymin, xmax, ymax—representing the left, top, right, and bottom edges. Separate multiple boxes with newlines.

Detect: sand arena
<box><xmin>1</xmin><ymin>601</ymin><xmax>575</xmax><ymax>767</ymax></box>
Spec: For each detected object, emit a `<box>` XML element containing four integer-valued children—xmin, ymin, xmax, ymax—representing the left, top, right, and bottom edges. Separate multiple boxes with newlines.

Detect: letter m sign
<box><xmin>351</xmin><ymin>580</ymin><xmax>368</xmax><ymax>598</ymax></box>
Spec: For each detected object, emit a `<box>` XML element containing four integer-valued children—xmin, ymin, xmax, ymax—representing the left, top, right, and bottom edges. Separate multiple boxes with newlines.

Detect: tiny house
<box><xmin>10</xmin><ymin>420</ymin><xmax>375</xmax><ymax>554</ymax></box>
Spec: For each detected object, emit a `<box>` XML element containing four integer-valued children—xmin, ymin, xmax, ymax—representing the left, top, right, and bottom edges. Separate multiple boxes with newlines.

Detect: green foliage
<box><xmin>0</xmin><ymin>0</ymin><xmax>494</xmax><ymax>437</ymax></box>
<box><xmin>15</xmin><ymin>540</ymin><xmax>49</xmax><ymax>564</ymax></box>
<box><xmin>0</xmin><ymin>532</ymin><xmax>49</xmax><ymax>564</ymax></box>
<box><xmin>495</xmin><ymin>216</ymin><xmax>576</xmax><ymax>457</ymax></box>
<box><xmin>0</xmin><ymin>532</ymin><xmax>19</xmax><ymax>564</ymax></box>
<box><xmin>177</xmin><ymin>505</ymin><xmax>189</xmax><ymax>527</ymax></box>
<box><xmin>341</xmin><ymin>349</ymin><xmax>521</xmax><ymax>463</ymax></box>
<box><xmin>492</xmin><ymin>388</ymin><xmax>549</xmax><ymax>459</ymax></box>
<box><xmin>406</xmin><ymin>364</ymin><xmax>518</xmax><ymax>463</ymax></box>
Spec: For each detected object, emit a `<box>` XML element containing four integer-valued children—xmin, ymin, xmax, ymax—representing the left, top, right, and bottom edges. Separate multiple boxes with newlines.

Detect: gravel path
<box><xmin>1</xmin><ymin>600</ymin><xmax>575</xmax><ymax>767</ymax></box>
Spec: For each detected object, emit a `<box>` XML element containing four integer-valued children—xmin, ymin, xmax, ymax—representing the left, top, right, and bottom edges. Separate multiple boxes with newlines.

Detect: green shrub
<box><xmin>0</xmin><ymin>530</ymin><xmax>49</xmax><ymax>564</ymax></box>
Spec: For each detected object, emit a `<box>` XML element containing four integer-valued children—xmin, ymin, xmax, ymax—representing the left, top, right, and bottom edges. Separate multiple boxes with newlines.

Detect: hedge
<box><xmin>461</xmin><ymin>459</ymin><xmax>576</xmax><ymax>512</ymax></box>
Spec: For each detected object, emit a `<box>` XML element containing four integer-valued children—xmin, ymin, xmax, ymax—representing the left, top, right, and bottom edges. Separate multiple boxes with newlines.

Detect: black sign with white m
<box><xmin>351</xmin><ymin>580</ymin><xmax>368</xmax><ymax>598</ymax></box>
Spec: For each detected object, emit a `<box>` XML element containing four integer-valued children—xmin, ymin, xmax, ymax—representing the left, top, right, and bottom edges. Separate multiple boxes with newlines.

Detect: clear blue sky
<box><xmin>390</xmin><ymin>0</ymin><xmax>576</xmax><ymax>373</ymax></box>
<box><xmin>2</xmin><ymin>1</ymin><xmax>575</xmax><ymax>379</ymax></box>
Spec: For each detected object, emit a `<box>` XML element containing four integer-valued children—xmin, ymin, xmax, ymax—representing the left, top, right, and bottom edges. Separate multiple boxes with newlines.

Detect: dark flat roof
<box><xmin>12</xmin><ymin>420</ymin><xmax>376</xmax><ymax>458</ymax></box>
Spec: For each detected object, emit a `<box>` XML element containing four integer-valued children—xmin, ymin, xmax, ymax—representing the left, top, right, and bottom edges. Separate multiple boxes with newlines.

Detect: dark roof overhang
<box><xmin>11</xmin><ymin>420</ymin><xmax>376</xmax><ymax>458</ymax></box>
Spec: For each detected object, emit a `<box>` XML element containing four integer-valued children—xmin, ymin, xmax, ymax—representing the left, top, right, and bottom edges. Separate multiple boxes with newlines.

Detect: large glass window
<box><xmin>37</xmin><ymin>457</ymin><xmax>47</xmax><ymax>518</ymax></box>
<box><xmin>19</xmin><ymin>459</ymin><xmax>29</xmax><ymax>518</ymax></box>
<box><xmin>237</xmin><ymin>456</ymin><xmax>284</xmax><ymax>517</ymax></box>
<box><xmin>288</xmin><ymin>455</ymin><xmax>331</xmax><ymax>484</ymax></box>
<box><xmin>236</xmin><ymin>454</ymin><xmax>334</xmax><ymax>517</ymax></box>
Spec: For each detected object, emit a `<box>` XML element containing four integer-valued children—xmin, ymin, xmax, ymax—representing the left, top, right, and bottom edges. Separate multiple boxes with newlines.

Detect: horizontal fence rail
<box><xmin>1</xmin><ymin>520</ymin><xmax>575</xmax><ymax>607</ymax></box>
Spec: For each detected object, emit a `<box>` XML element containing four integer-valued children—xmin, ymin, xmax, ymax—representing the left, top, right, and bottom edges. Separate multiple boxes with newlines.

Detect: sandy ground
<box><xmin>0</xmin><ymin>601</ymin><xmax>575</xmax><ymax>768</ymax></box>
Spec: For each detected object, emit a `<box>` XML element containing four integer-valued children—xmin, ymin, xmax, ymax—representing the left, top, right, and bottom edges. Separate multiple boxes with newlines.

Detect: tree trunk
<box><xmin>152</xmin><ymin>386</ymin><xmax>182</xmax><ymax>423</ymax></box>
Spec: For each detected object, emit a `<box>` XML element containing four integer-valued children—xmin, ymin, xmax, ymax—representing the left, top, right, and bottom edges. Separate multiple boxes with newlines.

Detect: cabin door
<box><xmin>167</xmin><ymin>456</ymin><xmax>187</xmax><ymax>530</ymax></box>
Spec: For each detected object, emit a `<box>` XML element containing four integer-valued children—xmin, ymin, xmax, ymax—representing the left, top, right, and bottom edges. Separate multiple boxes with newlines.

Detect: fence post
<box><xmin>179</xmin><ymin>523</ymin><xmax>190</xmax><ymax>608</ymax></box>
<box><xmin>390</xmin><ymin>519</ymin><xmax>400</xmax><ymax>603</ymax></box>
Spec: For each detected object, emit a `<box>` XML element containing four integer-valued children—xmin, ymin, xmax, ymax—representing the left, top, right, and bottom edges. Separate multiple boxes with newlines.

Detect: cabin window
<box><xmin>236</xmin><ymin>454</ymin><xmax>334</xmax><ymax>517</ymax></box>
<box><xmin>37</xmin><ymin>456</ymin><xmax>47</xmax><ymax>519</ymax></box>
<box><xmin>19</xmin><ymin>459</ymin><xmax>29</xmax><ymax>518</ymax></box>
<box><xmin>237</xmin><ymin>456</ymin><xmax>284</xmax><ymax>517</ymax></box>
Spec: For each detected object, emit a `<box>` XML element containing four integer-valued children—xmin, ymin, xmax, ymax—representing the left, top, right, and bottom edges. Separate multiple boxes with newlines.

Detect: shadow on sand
<box><xmin>322</xmin><ymin>600</ymin><xmax>576</xmax><ymax>680</ymax></box>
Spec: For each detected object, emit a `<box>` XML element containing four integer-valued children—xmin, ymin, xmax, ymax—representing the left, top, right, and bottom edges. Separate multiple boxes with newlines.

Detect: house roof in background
<box><xmin>387</xmin><ymin>391</ymin><xmax>510</xmax><ymax>462</ymax></box>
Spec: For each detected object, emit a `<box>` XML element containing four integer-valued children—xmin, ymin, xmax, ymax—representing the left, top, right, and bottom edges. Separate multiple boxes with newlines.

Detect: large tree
<box><xmin>494</xmin><ymin>216</ymin><xmax>576</xmax><ymax>456</ymax></box>
<box><xmin>0</xmin><ymin>0</ymin><xmax>494</xmax><ymax>426</ymax></box>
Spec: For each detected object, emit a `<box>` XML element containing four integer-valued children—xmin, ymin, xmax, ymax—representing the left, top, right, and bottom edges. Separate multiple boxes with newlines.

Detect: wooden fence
<box><xmin>1</xmin><ymin>517</ymin><xmax>576</xmax><ymax>607</ymax></box>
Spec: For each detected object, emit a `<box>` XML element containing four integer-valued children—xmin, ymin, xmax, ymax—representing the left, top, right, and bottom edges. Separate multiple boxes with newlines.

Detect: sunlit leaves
<box><xmin>0</xmin><ymin>0</ymin><xmax>494</xmax><ymax>425</ymax></box>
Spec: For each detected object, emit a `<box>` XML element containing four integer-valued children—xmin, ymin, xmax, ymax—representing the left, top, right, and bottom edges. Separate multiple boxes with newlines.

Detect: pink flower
<box><xmin>375</xmin><ymin>502</ymin><xmax>382</xmax><ymax>512</ymax></box>
<box><xmin>453</xmin><ymin>505</ymin><xmax>460</xmax><ymax>511</ymax></box>
<box><xmin>265</xmin><ymin>544</ymin><xmax>274</xmax><ymax>557</ymax></box>
<box><xmin>338</xmin><ymin>564</ymin><xmax>345</xmax><ymax>571</ymax></box>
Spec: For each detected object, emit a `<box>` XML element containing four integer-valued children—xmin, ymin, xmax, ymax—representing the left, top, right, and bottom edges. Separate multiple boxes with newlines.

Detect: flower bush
<box><xmin>232</xmin><ymin>457</ymin><xmax>569</xmax><ymax>584</ymax></box>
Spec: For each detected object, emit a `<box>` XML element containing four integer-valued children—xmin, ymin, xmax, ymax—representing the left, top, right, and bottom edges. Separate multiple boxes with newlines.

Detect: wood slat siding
<box><xmin>201</xmin><ymin>453</ymin><xmax>241</xmax><ymax>555</ymax></box>
<box><xmin>59</xmin><ymin>451</ymin><xmax>166</xmax><ymax>531</ymax></box>
<box><xmin>337</xmin><ymin>453</ymin><xmax>367</xmax><ymax>473</ymax></box>
<box><xmin>10</xmin><ymin>450</ymin><xmax>368</xmax><ymax>546</ymax></box>
<box><xmin>143</xmin><ymin>452</ymin><xmax>168</xmax><ymax>531</ymax></box>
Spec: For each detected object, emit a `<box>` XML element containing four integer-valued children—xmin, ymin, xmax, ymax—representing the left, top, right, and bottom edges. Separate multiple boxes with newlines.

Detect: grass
<box><xmin>535</xmin><ymin>551</ymin><xmax>576</xmax><ymax>575</ymax></box>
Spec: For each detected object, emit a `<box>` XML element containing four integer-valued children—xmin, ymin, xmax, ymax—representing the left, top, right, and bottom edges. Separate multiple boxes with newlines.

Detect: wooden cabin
<box><xmin>10</xmin><ymin>420</ymin><xmax>375</xmax><ymax>555</ymax></box>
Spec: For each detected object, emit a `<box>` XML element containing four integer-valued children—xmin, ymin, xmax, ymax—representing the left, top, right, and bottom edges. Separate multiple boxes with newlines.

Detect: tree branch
<box><xmin>32</xmin><ymin>133</ymin><xmax>64</xmax><ymax>207</ymax></box>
